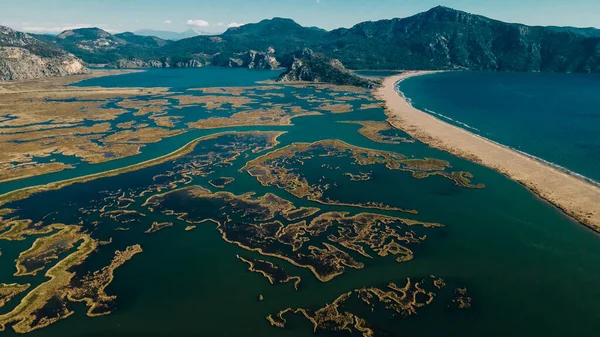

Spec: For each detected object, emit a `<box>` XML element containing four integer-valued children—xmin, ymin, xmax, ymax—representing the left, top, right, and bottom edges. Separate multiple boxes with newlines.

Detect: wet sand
<box><xmin>376</xmin><ymin>71</ymin><xmax>600</xmax><ymax>233</ymax></box>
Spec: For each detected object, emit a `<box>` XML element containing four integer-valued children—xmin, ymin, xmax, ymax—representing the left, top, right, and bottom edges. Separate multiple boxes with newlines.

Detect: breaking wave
<box><xmin>395</xmin><ymin>81</ymin><xmax>600</xmax><ymax>188</ymax></box>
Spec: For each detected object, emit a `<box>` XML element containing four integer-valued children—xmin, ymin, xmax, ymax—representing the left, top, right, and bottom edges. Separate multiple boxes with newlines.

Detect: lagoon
<box><xmin>0</xmin><ymin>68</ymin><xmax>599</xmax><ymax>337</ymax></box>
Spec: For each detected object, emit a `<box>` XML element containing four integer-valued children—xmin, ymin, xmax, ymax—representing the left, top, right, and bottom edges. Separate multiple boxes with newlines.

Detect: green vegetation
<box><xmin>31</xmin><ymin>6</ymin><xmax>599</xmax><ymax>73</ymax></box>
<box><xmin>0</xmin><ymin>25</ymin><xmax>65</xmax><ymax>58</ymax></box>
<box><xmin>4</xmin><ymin>6</ymin><xmax>600</xmax><ymax>78</ymax></box>
<box><xmin>32</xmin><ymin>28</ymin><xmax>170</xmax><ymax>64</ymax></box>
<box><xmin>277</xmin><ymin>49</ymin><xmax>376</xmax><ymax>88</ymax></box>
<box><xmin>318</xmin><ymin>6</ymin><xmax>600</xmax><ymax>71</ymax></box>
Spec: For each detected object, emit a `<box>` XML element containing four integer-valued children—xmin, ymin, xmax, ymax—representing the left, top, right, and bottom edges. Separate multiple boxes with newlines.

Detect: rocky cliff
<box><xmin>214</xmin><ymin>48</ymin><xmax>280</xmax><ymax>69</ymax></box>
<box><xmin>0</xmin><ymin>26</ymin><xmax>88</xmax><ymax>81</ymax></box>
<box><xmin>110</xmin><ymin>48</ymin><xmax>279</xmax><ymax>70</ymax></box>
<box><xmin>230</xmin><ymin>50</ymin><xmax>279</xmax><ymax>69</ymax></box>
<box><xmin>277</xmin><ymin>49</ymin><xmax>375</xmax><ymax>88</ymax></box>
<box><xmin>109</xmin><ymin>57</ymin><xmax>210</xmax><ymax>68</ymax></box>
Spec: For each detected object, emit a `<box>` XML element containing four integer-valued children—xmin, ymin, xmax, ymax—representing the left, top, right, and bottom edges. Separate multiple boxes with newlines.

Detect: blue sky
<box><xmin>1</xmin><ymin>0</ymin><xmax>599</xmax><ymax>34</ymax></box>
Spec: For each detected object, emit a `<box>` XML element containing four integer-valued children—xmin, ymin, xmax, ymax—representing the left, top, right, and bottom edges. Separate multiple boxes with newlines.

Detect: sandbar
<box><xmin>377</xmin><ymin>71</ymin><xmax>600</xmax><ymax>233</ymax></box>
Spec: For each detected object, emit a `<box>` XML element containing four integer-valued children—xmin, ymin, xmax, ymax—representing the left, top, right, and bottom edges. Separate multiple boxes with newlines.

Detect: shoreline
<box><xmin>0</xmin><ymin>69</ymin><xmax>143</xmax><ymax>89</ymax></box>
<box><xmin>376</xmin><ymin>71</ymin><xmax>600</xmax><ymax>233</ymax></box>
<box><xmin>0</xmin><ymin>131</ymin><xmax>281</xmax><ymax>208</ymax></box>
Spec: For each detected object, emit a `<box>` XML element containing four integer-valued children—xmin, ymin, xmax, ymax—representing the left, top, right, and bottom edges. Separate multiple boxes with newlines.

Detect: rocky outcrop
<box><xmin>172</xmin><ymin>59</ymin><xmax>208</xmax><ymax>68</ymax></box>
<box><xmin>0</xmin><ymin>25</ymin><xmax>40</xmax><ymax>47</ymax></box>
<box><xmin>56</xmin><ymin>28</ymin><xmax>124</xmax><ymax>52</ymax></box>
<box><xmin>226</xmin><ymin>49</ymin><xmax>280</xmax><ymax>69</ymax></box>
<box><xmin>109</xmin><ymin>56</ymin><xmax>210</xmax><ymax>69</ymax></box>
<box><xmin>278</xmin><ymin>49</ymin><xmax>375</xmax><ymax>88</ymax></box>
<box><xmin>0</xmin><ymin>47</ymin><xmax>87</xmax><ymax>81</ymax></box>
<box><xmin>0</xmin><ymin>26</ymin><xmax>88</xmax><ymax>81</ymax></box>
<box><xmin>110</xmin><ymin>58</ymin><xmax>166</xmax><ymax>68</ymax></box>
<box><xmin>111</xmin><ymin>49</ymin><xmax>277</xmax><ymax>69</ymax></box>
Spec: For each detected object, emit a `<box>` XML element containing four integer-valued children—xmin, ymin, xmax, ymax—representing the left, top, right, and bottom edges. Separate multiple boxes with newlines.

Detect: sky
<box><xmin>1</xmin><ymin>0</ymin><xmax>599</xmax><ymax>35</ymax></box>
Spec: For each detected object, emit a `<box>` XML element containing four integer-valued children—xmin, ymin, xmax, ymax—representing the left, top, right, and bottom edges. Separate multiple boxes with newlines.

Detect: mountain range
<box><xmin>2</xmin><ymin>6</ymin><xmax>600</xmax><ymax>82</ymax></box>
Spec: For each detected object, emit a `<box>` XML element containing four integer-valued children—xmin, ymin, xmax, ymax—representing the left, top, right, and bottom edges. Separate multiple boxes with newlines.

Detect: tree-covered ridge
<box><xmin>318</xmin><ymin>6</ymin><xmax>600</xmax><ymax>72</ymax></box>
<box><xmin>32</xmin><ymin>28</ymin><xmax>172</xmax><ymax>65</ymax></box>
<box><xmin>278</xmin><ymin>49</ymin><xmax>376</xmax><ymax>88</ymax></box>
<box><xmin>4</xmin><ymin>6</ymin><xmax>600</xmax><ymax>77</ymax></box>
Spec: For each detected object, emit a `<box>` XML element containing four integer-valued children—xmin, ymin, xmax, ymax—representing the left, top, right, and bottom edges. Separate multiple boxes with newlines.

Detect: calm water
<box><xmin>399</xmin><ymin>71</ymin><xmax>600</xmax><ymax>183</ymax></box>
<box><xmin>74</xmin><ymin>67</ymin><xmax>283</xmax><ymax>90</ymax></box>
<box><xmin>1</xmin><ymin>68</ymin><xmax>600</xmax><ymax>337</ymax></box>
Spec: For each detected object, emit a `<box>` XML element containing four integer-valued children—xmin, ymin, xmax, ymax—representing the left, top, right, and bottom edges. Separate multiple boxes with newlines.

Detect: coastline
<box><xmin>0</xmin><ymin>69</ymin><xmax>143</xmax><ymax>91</ymax></box>
<box><xmin>376</xmin><ymin>71</ymin><xmax>600</xmax><ymax>233</ymax></box>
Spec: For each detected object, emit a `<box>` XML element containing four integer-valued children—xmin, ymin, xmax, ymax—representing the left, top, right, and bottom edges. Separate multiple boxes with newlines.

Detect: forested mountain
<box><xmin>3</xmin><ymin>6</ymin><xmax>600</xmax><ymax>82</ymax></box>
<box><xmin>33</xmin><ymin>28</ymin><xmax>171</xmax><ymax>64</ymax></box>
<box><xmin>318</xmin><ymin>6</ymin><xmax>600</xmax><ymax>71</ymax></box>
<box><xmin>27</xmin><ymin>7</ymin><xmax>600</xmax><ymax>73</ymax></box>
<box><xmin>547</xmin><ymin>26</ymin><xmax>600</xmax><ymax>38</ymax></box>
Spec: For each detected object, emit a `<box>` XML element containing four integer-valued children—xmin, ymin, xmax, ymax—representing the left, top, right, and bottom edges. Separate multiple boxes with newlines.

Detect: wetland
<box><xmin>0</xmin><ymin>68</ymin><xmax>598</xmax><ymax>336</ymax></box>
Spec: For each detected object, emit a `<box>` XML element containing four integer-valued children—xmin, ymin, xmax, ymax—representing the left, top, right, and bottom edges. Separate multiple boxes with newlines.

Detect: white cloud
<box><xmin>227</xmin><ymin>22</ymin><xmax>244</xmax><ymax>28</ymax></box>
<box><xmin>216</xmin><ymin>22</ymin><xmax>225</xmax><ymax>27</ymax></box>
<box><xmin>164</xmin><ymin>20</ymin><xmax>172</xmax><ymax>24</ymax></box>
<box><xmin>186</xmin><ymin>19</ymin><xmax>209</xmax><ymax>28</ymax></box>
<box><xmin>22</xmin><ymin>23</ymin><xmax>117</xmax><ymax>34</ymax></box>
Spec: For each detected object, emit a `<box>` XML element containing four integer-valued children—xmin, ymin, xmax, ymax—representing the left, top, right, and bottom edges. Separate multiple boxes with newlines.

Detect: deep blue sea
<box><xmin>399</xmin><ymin>71</ymin><xmax>600</xmax><ymax>183</ymax></box>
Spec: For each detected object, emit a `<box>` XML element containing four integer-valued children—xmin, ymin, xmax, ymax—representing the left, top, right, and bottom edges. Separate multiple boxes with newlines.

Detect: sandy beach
<box><xmin>376</xmin><ymin>71</ymin><xmax>600</xmax><ymax>233</ymax></box>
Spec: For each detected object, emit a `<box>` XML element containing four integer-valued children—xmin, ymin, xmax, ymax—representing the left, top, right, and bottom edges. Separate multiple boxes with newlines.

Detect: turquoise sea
<box><xmin>399</xmin><ymin>71</ymin><xmax>600</xmax><ymax>183</ymax></box>
<box><xmin>0</xmin><ymin>68</ymin><xmax>599</xmax><ymax>337</ymax></box>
